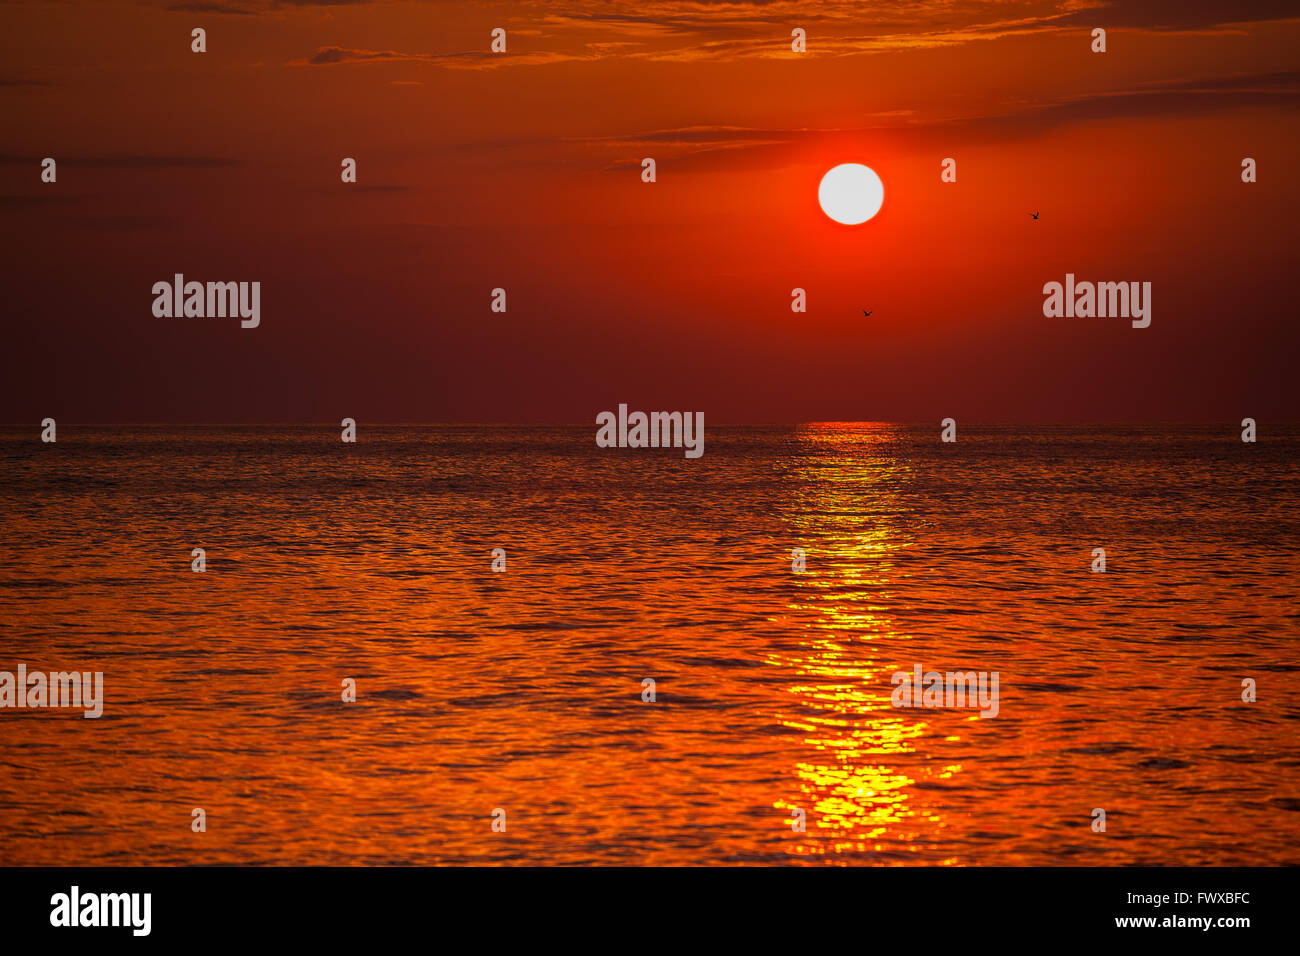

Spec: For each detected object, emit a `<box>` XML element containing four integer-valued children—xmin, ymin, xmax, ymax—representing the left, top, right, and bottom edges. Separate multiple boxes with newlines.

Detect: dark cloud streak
<box><xmin>0</xmin><ymin>155</ymin><xmax>240</xmax><ymax>168</ymax></box>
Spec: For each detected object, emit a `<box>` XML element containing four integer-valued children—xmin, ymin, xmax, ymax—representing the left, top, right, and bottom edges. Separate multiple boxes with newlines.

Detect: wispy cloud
<box><xmin>167</xmin><ymin>0</ymin><xmax>374</xmax><ymax>12</ymax></box>
<box><xmin>301</xmin><ymin>46</ymin><xmax>589</xmax><ymax>68</ymax></box>
<box><xmin>0</xmin><ymin>194</ymin><xmax>91</xmax><ymax>207</ymax></box>
<box><xmin>166</xmin><ymin>1</ymin><xmax>258</xmax><ymax>13</ymax></box>
<box><xmin>0</xmin><ymin>155</ymin><xmax>239</xmax><ymax>168</ymax></box>
<box><xmin>549</xmin><ymin>70</ymin><xmax>1300</xmax><ymax>169</ymax></box>
<box><xmin>288</xmin><ymin>1</ymin><xmax>1299</xmax><ymax>71</ymax></box>
<box><xmin>1055</xmin><ymin>0</ymin><xmax>1300</xmax><ymax>29</ymax></box>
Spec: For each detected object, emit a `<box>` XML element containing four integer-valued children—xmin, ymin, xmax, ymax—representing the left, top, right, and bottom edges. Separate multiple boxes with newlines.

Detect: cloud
<box><xmin>507</xmin><ymin>2</ymin><xmax>1077</xmax><ymax>62</ymax></box>
<box><xmin>166</xmin><ymin>2</ymin><xmax>258</xmax><ymax>13</ymax></box>
<box><xmin>301</xmin><ymin>46</ymin><xmax>588</xmax><ymax>69</ymax></box>
<box><xmin>959</xmin><ymin>68</ymin><xmax>1300</xmax><ymax>132</ymax></box>
<box><xmin>167</xmin><ymin>0</ymin><xmax>373</xmax><ymax>12</ymax></box>
<box><xmin>535</xmin><ymin>0</ymin><xmax>1299</xmax><ymax>31</ymax></box>
<box><xmin>79</xmin><ymin>214</ymin><xmax>183</xmax><ymax>231</ymax></box>
<box><xmin>1055</xmin><ymin>1</ymin><xmax>1300</xmax><ymax>29</ymax></box>
<box><xmin>307</xmin><ymin>47</ymin><xmax>402</xmax><ymax>65</ymax></box>
<box><xmin>0</xmin><ymin>194</ymin><xmax>91</xmax><ymax>207</ymax></box>
<box><xmin>292</xmin><ymin>2</ymin><xmax>1300</xmax><ymax>72</ymax></box>
<box><xmin>563</xmin><ymin>70</ymin><xmax>1300</xmax><ymax>170</ymax></box>
<box><xmin>0</xmin><ymin>155</ymin><xmax>239</xmax><ymax>168</ymax></box>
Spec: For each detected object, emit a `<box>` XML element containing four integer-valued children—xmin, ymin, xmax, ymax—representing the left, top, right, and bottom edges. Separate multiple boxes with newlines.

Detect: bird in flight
<box><xmin>862</xmin><ymin>309</ymin><xmax>873</xmax><ymax>317</ymax></box>
<box><xmin>1030</xmin><ymin>211</ymin><xmax>1040</xmax><ymax>220</ymax></box>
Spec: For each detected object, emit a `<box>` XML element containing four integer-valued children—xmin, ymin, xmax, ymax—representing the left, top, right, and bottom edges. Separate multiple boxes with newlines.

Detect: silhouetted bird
<box><xmin>1030</xmin><ymin>211</ymin><xmax>1040</xmax><ymax>220</ymax></box>
<box><xmin>862</xmin><ymin>309</ymin><xmax>873</xmax><ymax>317</ymax></box>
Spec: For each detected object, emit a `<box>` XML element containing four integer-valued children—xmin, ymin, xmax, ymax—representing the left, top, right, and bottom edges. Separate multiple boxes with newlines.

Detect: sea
<box><xmin>0</xmin><ymin>424</ymin><xmax>1296</xmax><ymax>865</ymax></box>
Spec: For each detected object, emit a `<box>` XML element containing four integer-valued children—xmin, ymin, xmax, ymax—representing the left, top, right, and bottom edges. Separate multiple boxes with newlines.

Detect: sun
<box><xmin>818</xmin><ymin>163</ymin><xmax>885</xmax><ymax>225</ymax></box>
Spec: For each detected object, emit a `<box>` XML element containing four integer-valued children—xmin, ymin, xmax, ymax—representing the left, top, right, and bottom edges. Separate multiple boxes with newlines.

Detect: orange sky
<box><xmin>1</xmin><ymin>0</ymin><xmax>1297</xmax><ymax>422</ymax></box>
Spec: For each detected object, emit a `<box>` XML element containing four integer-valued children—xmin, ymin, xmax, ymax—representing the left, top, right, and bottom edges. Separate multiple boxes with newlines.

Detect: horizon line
<box><xmin>3</xmin><ymin>420</ymin><xmax>1291</xmax><ymax>428</ymax></box>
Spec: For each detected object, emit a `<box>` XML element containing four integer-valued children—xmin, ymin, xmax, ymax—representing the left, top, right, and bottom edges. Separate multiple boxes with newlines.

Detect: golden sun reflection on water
<box><xmin>771</xmin><ymin>424</ymin><xmax>961</xmax><ymax>864</ymax></box>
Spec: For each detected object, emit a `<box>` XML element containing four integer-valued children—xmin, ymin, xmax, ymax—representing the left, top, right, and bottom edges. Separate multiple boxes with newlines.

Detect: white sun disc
<box><xmin>818</xmin><ymin>163</ymin><xmax>885</xmax><ymax>225</ymax></box>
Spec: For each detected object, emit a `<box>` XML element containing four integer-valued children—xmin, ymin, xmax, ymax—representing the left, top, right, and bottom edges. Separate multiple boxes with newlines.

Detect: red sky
<box><xmin>1</xmin><ymin>0</ymin><xmax>1297</xmax><ymax>422</ymax></box>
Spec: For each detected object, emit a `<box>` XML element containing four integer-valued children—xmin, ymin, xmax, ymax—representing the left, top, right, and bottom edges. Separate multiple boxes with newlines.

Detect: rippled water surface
<box><xmin>1</xmin><ymin>424</ymin><xmax>1297</xmax><ymax>865</ymax></box>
